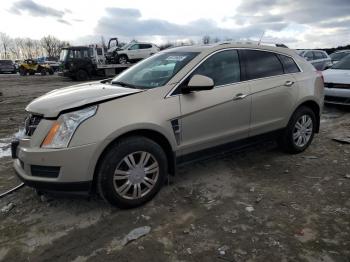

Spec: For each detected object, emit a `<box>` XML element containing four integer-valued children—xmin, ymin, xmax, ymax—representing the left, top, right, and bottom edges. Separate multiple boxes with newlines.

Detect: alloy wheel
<box><xmin>293</xmin><ymin>114</ymin><xmax>313</xmax><ymax>147</ymax></box>
<box><xmin>113</xmin><ymin>151</ymin><xmax>159</xmax><ymax>200</ymax></box>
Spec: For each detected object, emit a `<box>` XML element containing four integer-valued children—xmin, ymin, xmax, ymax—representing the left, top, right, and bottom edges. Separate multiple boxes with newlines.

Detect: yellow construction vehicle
<box><xmin>19</xmin><ymin>59</ymin><xmax>54</xmax><ymax>76</ymax></box>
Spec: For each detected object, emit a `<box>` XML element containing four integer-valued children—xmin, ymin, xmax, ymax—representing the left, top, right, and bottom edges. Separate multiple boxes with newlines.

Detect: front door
<box><xmin>178</xmin><ymin>49</ymin><xmax>251</xmax><ymax>155</ymax></box>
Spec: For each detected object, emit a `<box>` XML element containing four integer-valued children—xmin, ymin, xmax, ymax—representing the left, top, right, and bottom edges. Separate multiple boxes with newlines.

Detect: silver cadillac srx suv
<box><xmin>12</xmin><ymin>43</ymin><xmax>324</xmax><ymax>208</ymax></box>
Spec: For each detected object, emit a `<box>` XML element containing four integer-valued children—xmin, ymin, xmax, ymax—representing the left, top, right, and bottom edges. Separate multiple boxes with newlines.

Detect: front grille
<box><xmin>31</xmin><ymin>165</ymin><xmax>60</xmax><ymax>178</ymax></box>
<box><xmin>24</xmin><ymin>114</ymin><xmax>43</xmax><ymax>136</ymax></box>
<box><xmin>324</xmin><ymin>82</ymin><xmax>350</xmax><ymax>89</ymax></box>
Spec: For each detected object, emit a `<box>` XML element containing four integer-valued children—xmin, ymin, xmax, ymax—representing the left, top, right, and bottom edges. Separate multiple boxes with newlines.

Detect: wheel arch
<box><xmin>92</xmin><ymin>128</ymin><xmax>176</xmax><ymax>192</ymax></box>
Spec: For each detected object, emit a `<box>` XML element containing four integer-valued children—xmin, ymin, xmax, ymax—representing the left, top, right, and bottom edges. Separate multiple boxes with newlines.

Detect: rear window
<box><xmin>243</xmin><ymin>50</ymin><xmax>284</xmax><ymax>80</ymax></box>
<box><xmin>278</xmin><ymin>54</ymin><xmax>300</xmax><ymax>74</ymax></box>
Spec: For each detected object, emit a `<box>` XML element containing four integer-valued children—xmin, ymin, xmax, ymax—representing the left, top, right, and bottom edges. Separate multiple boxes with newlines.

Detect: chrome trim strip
<box><xmin>165</xmin><ymin>47</ymin><xmax>303</xmax><ymax>98</ymax></box>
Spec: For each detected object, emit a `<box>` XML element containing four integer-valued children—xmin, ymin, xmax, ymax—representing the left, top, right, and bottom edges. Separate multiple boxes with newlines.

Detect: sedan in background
<box><xmin>323</xmin><ymin>54</ymin><xmax>350</xmax><ymax>105</ymax></box>
<box><xmin>297</xmin><ymin>50</ymin><xmax>332</xmax><ymax>70</ymax></box>
<box><xmin>329</xmin><ymin>50</ymin><xmax>350</xmax><ymax>65</ymax></box>
<box><xmin>0</xmin><ymin>60</ymin><xmax>16</xmax><ymax>74</ymax></box>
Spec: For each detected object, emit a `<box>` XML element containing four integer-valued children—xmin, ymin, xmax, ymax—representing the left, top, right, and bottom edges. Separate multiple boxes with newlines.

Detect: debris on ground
<box><xmin>218</xmin><ymin>245</ymin><xmax>229</xmax><ymax>256</ymax></box>
<box><xmin>141</xmin><ymin>214</ymin><xmax>150</xmax><ymax>221</ymax></box>
<box><xmin>1</xmin><ymin>202</ymin><xmax>15</xmax><ymax>213</ymax></box>
<box><xmin>303</xmin><ymin>155</ymin><xmax>318</xmax><ymax>159</ymax></box>
<box><xmin>121</xmin><ymin>226</ymin><xmax>151</xmax><ymax>246</ymax></box>
<box><xmin>245</xmin><ymin>206</ymin><xmax>254</xmax><ymax>212</ymax></box>
<box><xmin>255</xmin><ymin>195</ymin><xmax>263</xmax><ymax>203</ymax></box>
<box><xmin>332</xmin><ymin>136</ymin><xmax>350</xmax><ymax>144</ymax></box>
<box><xmin>345</xmin><ymin>174</ymin><xmax>350</xmax><ymax>179</ymax></box>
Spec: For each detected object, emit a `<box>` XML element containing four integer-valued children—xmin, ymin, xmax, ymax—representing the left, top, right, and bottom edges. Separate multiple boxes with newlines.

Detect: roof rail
<box><xmin>216</xmin><ymin>40</ymin><xmax>288</xmax><ymax>48</ymax></box>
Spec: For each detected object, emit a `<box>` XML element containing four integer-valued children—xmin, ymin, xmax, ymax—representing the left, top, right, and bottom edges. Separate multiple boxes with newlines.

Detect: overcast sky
<box><xmin>1</xmin><ymin>0</ymin><xmax>349</xmax><ymax>48</ymax></box>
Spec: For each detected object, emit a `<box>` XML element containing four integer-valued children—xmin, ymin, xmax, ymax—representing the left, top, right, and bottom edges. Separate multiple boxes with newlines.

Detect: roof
<box><xmin>162</xmin><ymin>42</ymin><xmax>298</xmax><ymax>57</ymax></box>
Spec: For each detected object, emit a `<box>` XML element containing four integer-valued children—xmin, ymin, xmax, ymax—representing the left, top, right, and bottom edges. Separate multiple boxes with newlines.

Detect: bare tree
<box><xmin>202</xmin><ymin>35</ymin><xmax>211</xmax><ymax>44</ymax></box>
<box><xmin>41</xmin><ymin>35</ymin><xmax>69</xmax><ymax>59</ymax></box>
<box><xmin>23</xmin><ymin>38</ymin><xmax>34</xmax><ymax>59</ymax></box>
<box><xmin>0</xmin><ymin>33</ymin><xmax>12</xmax><ymax>59</ymax></box>
<box><xmin>213</xmin><ymin>37</ymin><xmax>221</xmax><ymax>43</ymax></box>
<box><xmin>9</xmin><ymin>38</ymin><xmax>23</xmax><ymax>59</ymax></box>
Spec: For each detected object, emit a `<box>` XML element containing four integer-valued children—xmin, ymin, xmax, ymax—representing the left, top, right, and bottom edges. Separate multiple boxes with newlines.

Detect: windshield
<box><xmin>0</xmin><ymin>60</ymin><xmax>13</xmax><ymax>65</ymax></box>
<box><xmin>112</xmin><ymin>51</ymin><xmax>199</xmax><ymax>89</ymax></box>
<box><xmin>331</xmin><ymin>54</ymin><xmax>350</xmax><ymax>70</ymax></box>
<box><xmin>121</xmin><ymin>43</ymin><xmax>132</xmax><ymax>50</ymax></box>
<box><xmin>330</xmin><ymin>52</ymin><xmax>350</xmax><ymax>61</ymax></box>
<box><xmin>59</xmin><ymin>49</ymin><xmax>68</xmax><ymax>62</ymax></box>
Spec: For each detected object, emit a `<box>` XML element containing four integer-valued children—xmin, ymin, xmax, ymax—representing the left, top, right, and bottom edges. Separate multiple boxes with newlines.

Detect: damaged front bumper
<box><xmin>12</xmin><ymin>138</ymin><xmax>98</xmax><ymax>193</ymax></box>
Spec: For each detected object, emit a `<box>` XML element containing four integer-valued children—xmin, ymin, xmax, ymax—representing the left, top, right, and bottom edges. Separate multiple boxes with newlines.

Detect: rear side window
<box><xmin>140</xmin><ymin>44</ymin><xmax>152</xmax><ymax>49</ymax></box>
<box><xmin>304</xmin><ymin>51</ymin><xmax>314</xmax><ymax>61</ymax></box>
<box><xmin>243</xmin><ymin>50</ymin><xmax>283</xmax><ymax>80</ymax></box>
<box><xmin>278</xmin><ymin>54</ymin><xmax>300</xmax><ymax>74</ymax></box>
<box><xmin>314</xmin><ymin>52</ymin><xmax>324</xmax><ymax>60</ymax></box>
<box><xmin>192</xmin><ymin>50</ymin><xmax>240</xmax><ymax>86</ymax></box>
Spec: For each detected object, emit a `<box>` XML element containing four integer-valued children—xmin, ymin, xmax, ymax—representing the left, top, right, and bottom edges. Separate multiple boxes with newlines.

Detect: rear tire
<box><xmin>118</xmin><ymin>55</ymin><xmax>128</xmax><ymax>64</ymax></box>
<box><xmin>278</xmin><ymin>106</ymin><xmax>316</xmax><ymax>154</ymax></box>
<box><xmin>76</xmin><ymin>69</ymin><xmax>89</xmax><ymax>81</ymax></box>
<box><xmin>97</xmin><ymin>136</ymin><xmax>167</xmax><ymax>208</ymax></box>
<box><xmin>40</xmin><ymin>68</ymin><xmax>47</xmax><ymax>76</ymax></box>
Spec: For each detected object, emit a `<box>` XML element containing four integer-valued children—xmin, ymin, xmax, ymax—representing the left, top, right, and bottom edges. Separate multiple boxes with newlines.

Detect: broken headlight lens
<box><xmin>41</xmin><ymin>105</ymin><xmax>97</xmax><ymax>148</ymax></box>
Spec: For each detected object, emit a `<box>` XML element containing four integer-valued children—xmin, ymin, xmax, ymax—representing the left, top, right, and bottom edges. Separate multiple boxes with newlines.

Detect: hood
<box><xmin>26</xmin><ymin>81</ymin><xmax>141</xmax><ymax>118</ymax></box>
<box><xmin>323</xmin><ymin>69</ymin><xmax>350</xmax><ymax>84</ymax></box>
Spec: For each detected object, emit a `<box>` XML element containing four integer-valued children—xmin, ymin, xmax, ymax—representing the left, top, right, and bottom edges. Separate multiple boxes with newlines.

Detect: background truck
<box><xmin>58</xmin><ymin>45</ymin><xmax>133</xmax><ymax>81</ymax></box>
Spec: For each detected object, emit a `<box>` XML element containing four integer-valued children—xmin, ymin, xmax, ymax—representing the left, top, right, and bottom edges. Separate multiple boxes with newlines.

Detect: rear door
<box><xmin>179</xmin><ymin>49</ymin><xmax>251</xmax><ymax>155</ymax></box>
<box><xmin>139</xmin><ymin>44</ymin><xmax>153</xmax><ymax>58</ymax></box>
<box><xmin>240</xmin><ymin>49</ymin><xmax>299</xmax><ymax>136</ymax></box>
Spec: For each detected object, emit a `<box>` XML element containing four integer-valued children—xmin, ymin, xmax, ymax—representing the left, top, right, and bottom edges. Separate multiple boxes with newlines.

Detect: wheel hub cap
<box><xmin>293</xmin><ymin>115</ymin><xmax>313</xmax><ymax>147</ymax></box>
<box><xmin>113</xmin><ymin>151</ymin><xmax>159</xmax><ymax>200</ymax></box>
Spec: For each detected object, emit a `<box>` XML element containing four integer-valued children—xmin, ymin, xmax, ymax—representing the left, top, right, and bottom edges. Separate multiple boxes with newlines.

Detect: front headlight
<box><xmin>41</xmin><ymin>105</ymin><xmax>97</xmax><ymax>148</ymax></box>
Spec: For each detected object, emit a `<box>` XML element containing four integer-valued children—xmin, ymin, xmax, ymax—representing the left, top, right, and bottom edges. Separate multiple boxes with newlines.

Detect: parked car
<box><xmin>323</xmin><ymin>54</ymin><xmax>350</xmax><ymax>105</ymax></box>
<box><xmin>12</xmin><ymin>43</ymin><xmax>324</xmax><ymax>208</ymax></box>
<box><xmin>297</xmin><ymin>50</ymin><xmax>332</xmax><ymax>70</ymax></box>
<box><xmin>0</xmin><ymin>60</ymin><xmax>16</xmax><ymax>74</ymax></box>
<box><xmin>37</xmin><ymin>57</ymin><xmax>61</xmax><ymax>72</ymax></box>
<box><xmin>329</xmin><ymin>50</ymin><xmax>350</xmax><ymax>65</ymax></box>
<box><xmin>113</xmin><ymin>42</ymin><xmax>160</xmax><ymax>64</ymax></box>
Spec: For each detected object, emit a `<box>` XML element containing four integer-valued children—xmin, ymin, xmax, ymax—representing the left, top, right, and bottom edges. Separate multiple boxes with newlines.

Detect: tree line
<box><xmin>0</xmin><ymin>32</ymin><xmax>69</xmax><ymax>60</ymax></box>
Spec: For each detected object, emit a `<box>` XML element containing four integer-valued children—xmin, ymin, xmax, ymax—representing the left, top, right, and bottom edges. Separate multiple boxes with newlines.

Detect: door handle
<box><xmin>284</xmin><ymin>80</ymin><xmax>294</xmax><ymax>87</ymax></box>
<box><xmin>233</xmin><ymin>93</ymin><xmax>247</xmax><ymax>100</ymax></box>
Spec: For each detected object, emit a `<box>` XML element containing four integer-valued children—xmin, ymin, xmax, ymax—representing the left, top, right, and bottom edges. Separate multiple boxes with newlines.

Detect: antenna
<box><xmin>258</xmin><ymin>31</ymin><xmax>265</xmax><ymax>45</ymax></box>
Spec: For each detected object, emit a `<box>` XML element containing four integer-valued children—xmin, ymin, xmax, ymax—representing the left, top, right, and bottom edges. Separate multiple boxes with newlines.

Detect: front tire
<box><xmin>75</xmin><ymin>69</ymin><xmax>89</xmax><ymax>81</ymax></box>
<box><xmin>97</xmin><ymin>136</ymin><xmax>168</xmax><ymax>208</ymax></box>
<box><xmin>279</xmin><ymin>106</ymin><xmax>316</xmax><ymax>153</ymax></box>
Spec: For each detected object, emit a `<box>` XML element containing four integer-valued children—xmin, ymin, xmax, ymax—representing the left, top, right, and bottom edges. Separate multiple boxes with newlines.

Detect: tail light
<box><xmin>316</xmin><ymin>71</ymin><xmax>324</xmax><ymax>83</ymax></box>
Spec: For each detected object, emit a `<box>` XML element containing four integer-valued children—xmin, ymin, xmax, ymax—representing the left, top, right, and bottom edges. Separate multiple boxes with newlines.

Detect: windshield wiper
<box><xmin>111</xmin><ymin>81</ymin><xmax>139</xmax><ymax>89</ymax></box>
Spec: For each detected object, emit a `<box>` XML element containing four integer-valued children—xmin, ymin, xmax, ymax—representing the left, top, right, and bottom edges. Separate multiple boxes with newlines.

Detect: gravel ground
<box><xmin>0</xmin><ymin>74</ymin><xmax>349</xmax><ymax>262</ymax></box>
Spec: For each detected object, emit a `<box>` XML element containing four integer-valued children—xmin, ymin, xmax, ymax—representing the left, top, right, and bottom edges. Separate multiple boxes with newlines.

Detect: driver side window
<box><xmin>192</xmin><ymin>50</ymin><xmax>241</xmax><ymax>87</ymax></box>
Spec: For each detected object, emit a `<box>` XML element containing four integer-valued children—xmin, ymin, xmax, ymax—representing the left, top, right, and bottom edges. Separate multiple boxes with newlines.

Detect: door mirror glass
<box><xmin>182</xmin><ymin>74</ymin><xmax>214</xmax><ymax>93</ymax></box>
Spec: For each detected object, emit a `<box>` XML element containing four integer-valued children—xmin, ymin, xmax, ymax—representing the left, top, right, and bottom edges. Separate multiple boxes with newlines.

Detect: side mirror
<box><xmin>182</xmin><ymin>74</ymin><xmax>214</xmax><ymax>93</ymax></box>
